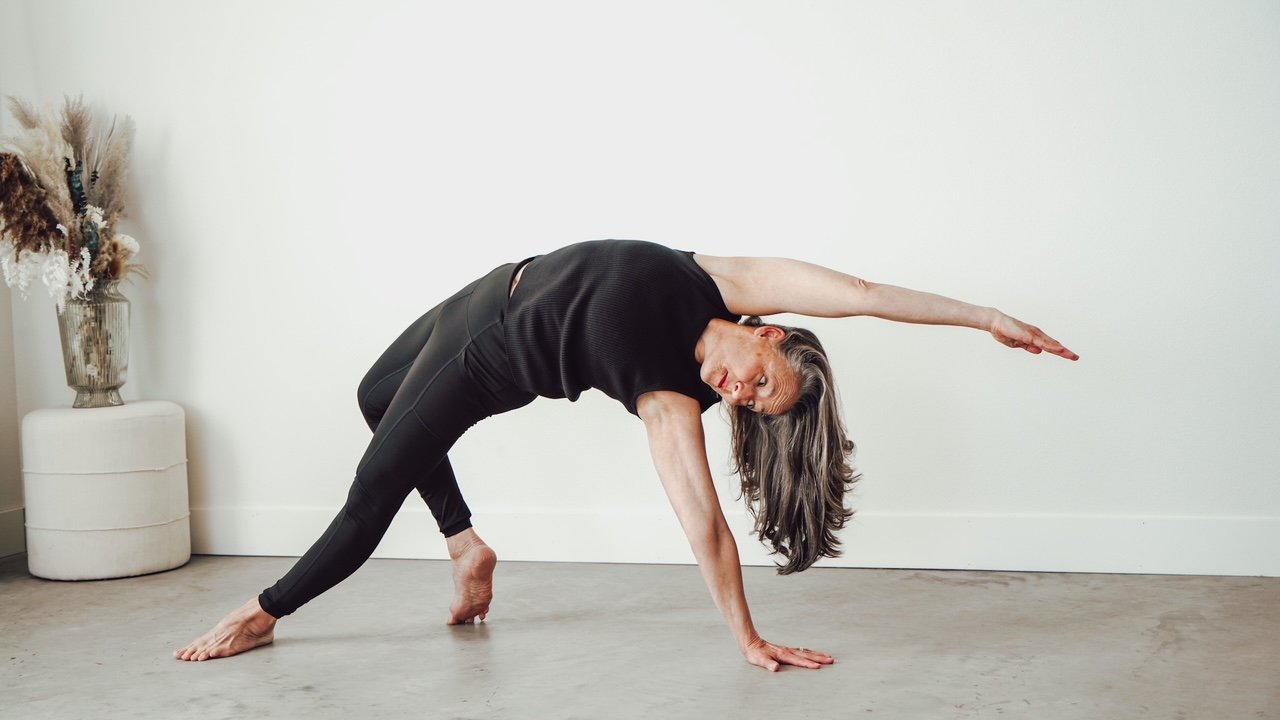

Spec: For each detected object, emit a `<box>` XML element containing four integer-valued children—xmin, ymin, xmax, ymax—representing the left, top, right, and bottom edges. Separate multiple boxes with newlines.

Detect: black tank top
<box><xmin>504</xmin><ymin>239</ymin><xmax>737</xmax><ymax>415</ymax></box>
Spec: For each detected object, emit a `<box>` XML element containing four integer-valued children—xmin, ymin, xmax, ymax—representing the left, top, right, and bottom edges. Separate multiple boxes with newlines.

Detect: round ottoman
<box><xmin>21</xmin><ymin>400</ymin><xmax>191</xmax><ymax>580</ymax></box>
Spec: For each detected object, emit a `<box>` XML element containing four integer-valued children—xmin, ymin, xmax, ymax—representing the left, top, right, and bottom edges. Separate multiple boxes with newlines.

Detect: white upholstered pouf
<box><xmin>21</xmin><ymin>400</ymin><xmax>191</xmax><ymax>580</ymax></box>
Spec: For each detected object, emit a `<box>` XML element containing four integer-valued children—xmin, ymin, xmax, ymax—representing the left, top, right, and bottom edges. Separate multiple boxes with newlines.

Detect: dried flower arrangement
<box><xmin>1</xmin><ymin>95</ymin><xmax>142</xmax><ymax>311</ymax></box>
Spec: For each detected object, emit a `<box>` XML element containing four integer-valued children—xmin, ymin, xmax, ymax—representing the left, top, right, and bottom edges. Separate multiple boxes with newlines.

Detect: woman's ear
<box><xmin>754</xmin><ymin>325</ymin><xmax>785</xmax><ymax>342</ymax></box>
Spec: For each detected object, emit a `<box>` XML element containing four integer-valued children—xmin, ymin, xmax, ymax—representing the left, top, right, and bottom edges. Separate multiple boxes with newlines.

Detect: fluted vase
<box><xmin>56</xmin><ymin>279</ymin><xmax>130</xmax><ymax>408</ymax></box>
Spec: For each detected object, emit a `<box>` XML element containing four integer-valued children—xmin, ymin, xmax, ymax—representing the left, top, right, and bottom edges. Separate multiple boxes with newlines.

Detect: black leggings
<box><xmin>258</xmin><ymin>262</ymin><xmax>535</xmax><ymax>618</ymax></box>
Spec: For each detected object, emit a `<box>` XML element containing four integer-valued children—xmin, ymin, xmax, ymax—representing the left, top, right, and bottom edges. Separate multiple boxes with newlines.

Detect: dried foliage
<box><xmin>0</xmin><ymin>95</ymin><xmax>142</xmax><ymax>309</ymax></box>
<box><xmin>0</xmin><ymin>153</ymin><xmax>62</xmax><ymax>253</ymax></box>
<box><xmin>2</xmin><ymin>97</ymin><xmax>77</xmax><ymax>229</ymax></box>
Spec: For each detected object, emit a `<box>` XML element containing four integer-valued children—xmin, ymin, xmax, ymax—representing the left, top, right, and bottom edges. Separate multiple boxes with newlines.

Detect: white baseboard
<box><xmin>190</xmin><ymin>505</ymin><xmax>1280</xmax><ymax>577</ymax></box>
<box><xmin>0</xmin><ymin>506</ymin><xmax>26</xmax><ymax>558</ymax></box>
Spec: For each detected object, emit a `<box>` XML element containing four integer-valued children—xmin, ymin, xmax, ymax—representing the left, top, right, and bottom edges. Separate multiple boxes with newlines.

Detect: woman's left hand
<box><xmin>989</xmin><ymin>312</ymin><xmax>1080</xmax><ymax>361</ymax></box>
<box><xmin>742</xmin><ymin>636</ymin><xmax>836</xmax><ymax>671</ymax></box>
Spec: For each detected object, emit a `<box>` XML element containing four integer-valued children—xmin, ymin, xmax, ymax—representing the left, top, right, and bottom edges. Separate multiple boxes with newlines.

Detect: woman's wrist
<box><xmin>978</xmin><ymin>306</ymin><xmax>1002</xmax><ymax>332</ymax></box>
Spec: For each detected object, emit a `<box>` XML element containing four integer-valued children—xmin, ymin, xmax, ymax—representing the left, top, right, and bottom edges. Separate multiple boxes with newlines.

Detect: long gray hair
<box><xmin>728</xmin><ymin>317</ymin><xmax>860</xmax><ymax>574</ymax></box>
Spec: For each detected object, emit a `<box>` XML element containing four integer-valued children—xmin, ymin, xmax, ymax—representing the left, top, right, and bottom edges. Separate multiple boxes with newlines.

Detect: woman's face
<box><xmin>702</xmin><ymin>325</ymin><xmax>800</xmax><ymax>415</ymax></box>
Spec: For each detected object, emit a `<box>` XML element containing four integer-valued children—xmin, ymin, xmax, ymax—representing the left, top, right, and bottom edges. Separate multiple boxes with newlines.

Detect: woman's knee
<box><xmin>357</xmin><ymin>366</ymin><xmax>405</xmax><ymax>432</ymax></box>
<box><xmin>356</xmin><ymin>381</ymin><xmax>382</xmax><ymax>432</ymax></box>
<box><xmin>343</xmin><ymin>475</ymin><xmax>403</xmax><ymax>526</ymax></box>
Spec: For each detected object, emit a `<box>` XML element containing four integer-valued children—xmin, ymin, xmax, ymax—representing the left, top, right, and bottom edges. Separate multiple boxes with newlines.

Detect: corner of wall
<box><xmin>0</xmin><ymin>285</ymin><xmax>26</xmax><ymax>558</ymax></box>
<box><xmin>0</xmin><ymin>0</ymin><xmax>34</xmax><ymax>559</ymax></box>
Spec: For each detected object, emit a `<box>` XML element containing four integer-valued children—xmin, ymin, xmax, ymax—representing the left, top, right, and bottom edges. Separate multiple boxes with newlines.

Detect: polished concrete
<box><xmin>1</xmin><ymin>552</ymin><xmax>1277</xmax><ymax>719</ymax></box>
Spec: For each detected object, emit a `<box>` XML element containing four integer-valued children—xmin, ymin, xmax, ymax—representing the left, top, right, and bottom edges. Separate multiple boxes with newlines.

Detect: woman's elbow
<box><xmin>685</xmin><ymin>516</ymin><xmax>733</xmax><ymax>554</ymax></box>
<box><xmin>847</xmin><ymin>277</ymin><xmax>878</xmax><ymax>316</ymax></box>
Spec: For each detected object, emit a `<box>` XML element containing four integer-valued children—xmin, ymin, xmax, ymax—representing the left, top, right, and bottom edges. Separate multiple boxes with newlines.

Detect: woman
<box><xmin>175</xmin><ymin>239</ymin><xmax>1077</xmax><ymax>670</ymax></box>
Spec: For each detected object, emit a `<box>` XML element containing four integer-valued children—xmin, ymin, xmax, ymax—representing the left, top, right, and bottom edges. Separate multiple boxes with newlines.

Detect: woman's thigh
<box><xmin>354</xmin><ymin>264</ymin><xmax>530</xmax><ymax>488</ymax></box>
<box><xmin>357</xmin><ymin>275</ymin><xmax>489</xmax><ymax>431</ymax></box>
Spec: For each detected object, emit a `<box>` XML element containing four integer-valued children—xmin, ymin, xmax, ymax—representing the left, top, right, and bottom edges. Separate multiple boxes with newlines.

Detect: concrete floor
<box><xmin>1</xmin><ymin>553</ymin><xmax>1277</xmax><ymax>720</ymax></box>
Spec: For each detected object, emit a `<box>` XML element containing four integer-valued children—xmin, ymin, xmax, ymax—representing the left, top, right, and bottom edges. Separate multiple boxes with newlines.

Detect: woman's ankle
<box><xmin>446</xmin><ymin>527</ymin><xmax>486</xmax><ymax>560</ymax></box>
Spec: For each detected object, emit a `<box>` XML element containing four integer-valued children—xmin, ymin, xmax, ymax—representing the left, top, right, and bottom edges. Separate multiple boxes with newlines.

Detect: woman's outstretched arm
<box><xmin>636</xmin><ymin>390</ymin><xmax>835</xmax><ymax>671</ymax></box>
<box><xmin>694</xmin><ymin>254</ymin><xmax>1079</xmax><ymax>360</ymax></box>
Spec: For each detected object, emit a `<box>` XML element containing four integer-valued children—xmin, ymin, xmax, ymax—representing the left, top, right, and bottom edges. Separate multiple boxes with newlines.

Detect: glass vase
<box><xmin>56</xmin><ymin>279</ymin><xmax>131</xmax><ymax>408</ymax></box>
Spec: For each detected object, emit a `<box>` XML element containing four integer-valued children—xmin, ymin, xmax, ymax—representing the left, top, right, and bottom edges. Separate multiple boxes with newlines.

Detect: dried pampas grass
<box><xmin>88</xmin><ymin>114</ymin><xmax>135</xmax><ymax>224</ymax></box>
<box><xmin>59</xmin><ymin>95</ymin><xmax>93</xmax><ymax>161</ymax></box>
<box><xmin>5</xmin><ymin>96</ymin><xmax>43</xmax><ymax>130</ymax></box>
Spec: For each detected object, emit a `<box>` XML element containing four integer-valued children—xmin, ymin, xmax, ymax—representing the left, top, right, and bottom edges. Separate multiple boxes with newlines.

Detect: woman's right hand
<box><xmin>742</xmin><ymin>635</ymin><xmax>836</xmax><ymax>671</ymax></box>
<box><xmin>989</xmin><ymin>312</ymin><xmax>1079</xmax><ymax>360</ymax></box>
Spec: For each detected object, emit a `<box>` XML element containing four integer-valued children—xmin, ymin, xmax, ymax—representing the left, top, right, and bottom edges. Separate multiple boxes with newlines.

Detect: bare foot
<box><xmin>174</xmin><ymin>597</ymin><xmax>277</xmax><ymax>661</ymax></box>
<box><xmin>447</xmin><ymin>528</ymin><xmax>497</xmax><ymax>625</ymax></box>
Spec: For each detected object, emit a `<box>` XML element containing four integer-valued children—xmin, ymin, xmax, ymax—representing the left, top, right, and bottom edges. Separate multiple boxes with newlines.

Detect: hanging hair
<box><xmin>728</xmin><ymin>317</ymin><xmax>860</xmax><ymax>574</ymax></box>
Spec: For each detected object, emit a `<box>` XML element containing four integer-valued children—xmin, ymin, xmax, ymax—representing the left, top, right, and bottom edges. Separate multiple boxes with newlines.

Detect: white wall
<box><xmin>0</xmin><ymin>0</ymin><xmax>34</xmax><ymax>557</ymax></box>
<box><xmin>5</xmin><ymin>0</ymin><xmax>1278</xmax><ymax>575</ymax></box>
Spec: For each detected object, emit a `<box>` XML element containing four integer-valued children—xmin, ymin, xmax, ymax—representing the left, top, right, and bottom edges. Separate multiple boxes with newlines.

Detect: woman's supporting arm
<box><xmin>694</xmin><ymin>254</ymin><xmax>1079</xmax><ymax>360</ymax></box>
<box><xmin>636</xmin><ymin>390</ymin><xmax>835</xmax><ymax>671</ymax></box>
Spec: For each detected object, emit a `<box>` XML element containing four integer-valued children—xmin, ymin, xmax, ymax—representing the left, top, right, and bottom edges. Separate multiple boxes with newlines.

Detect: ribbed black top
<box><xmin>504</xmin><ymin>239</ymin><xmax>737</xmax><ymax>416</ymax></box>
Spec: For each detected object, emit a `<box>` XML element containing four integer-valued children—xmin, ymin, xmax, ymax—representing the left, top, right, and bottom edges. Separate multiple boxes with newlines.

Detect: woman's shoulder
<box><xmin>689</xmin><ymin>252</ymin><xmax>744</xmax><ymax>314</ymax></box>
